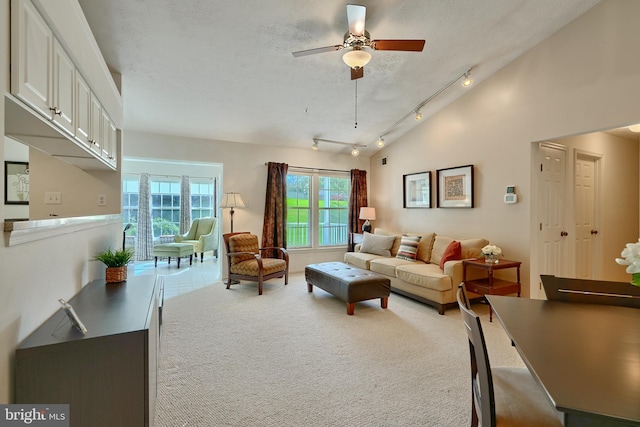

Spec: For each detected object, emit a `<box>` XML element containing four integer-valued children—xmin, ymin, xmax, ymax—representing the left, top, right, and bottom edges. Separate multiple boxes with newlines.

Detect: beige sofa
<box><xmin>344</xmin><ymin>228</ymin><xmax>488</xmax><ymax>314</ymax></box>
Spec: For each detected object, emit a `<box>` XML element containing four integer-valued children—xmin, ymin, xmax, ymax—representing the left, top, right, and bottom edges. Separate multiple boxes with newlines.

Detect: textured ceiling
<box><xmin>77</xmin><ymin>0</ymin><xmax>602</xmax><ymax>156</ymax></box>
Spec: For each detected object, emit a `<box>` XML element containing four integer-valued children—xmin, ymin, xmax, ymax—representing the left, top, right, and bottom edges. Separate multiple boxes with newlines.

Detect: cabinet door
<box><xmin>101</xmin><ymin>109</ymin><xmax>111</xmax><ymax>161</ymax></box>
<box><xmin>108</xmin><ymin>120</ymin><xmax>118</xmax><ymax>168</ymax></box>
<box><xmin>75</xmin><ymin>71</ymin><xmax>91</xmax><ymax>147</ymax></box>
<box><xmin>89</xmin><ymin>94</ymin><xmax>102</xmax><ymax>156</ymax></box>
<box><xmin>52</xmin><ymin>38</ymin><xmax>75</xmax><ymax>135</ymax></box>
<box><xmin>11</xmin><ymin>0</ymin><xmax>52</xmax><ymax>119</ymax></box>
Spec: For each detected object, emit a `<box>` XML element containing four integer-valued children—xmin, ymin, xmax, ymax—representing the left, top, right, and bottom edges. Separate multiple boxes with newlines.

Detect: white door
<box><xmin>574</xmin><ymin>152</ymin><xmax>602</xmax><ymax>279</ymax></box>
<box><xmin>536</xmin><ymin>143</ymin><xmax>569</xmax><ymax>298</ymax></box>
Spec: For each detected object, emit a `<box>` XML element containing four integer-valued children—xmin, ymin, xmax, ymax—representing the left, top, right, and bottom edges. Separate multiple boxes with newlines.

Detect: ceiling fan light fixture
<box><xmin>629</xmin><ymin>124</ymin><xmax>640</xmax><ymax>133</ymax></box>
<box><xmin>351</xmin><ymin>146</ymin><xmax>360</xmax><ymax>156</ymax></box>
<box><xmin>376</xmin><ymin>137</ymin><xmax>385</xmax><ymax>147</ymax></box>
<box><xmin>415</xmin><ymin>110</ymin><xmax>423</xmax><ymax>121</ymax></box>
<box><xmin>343</xmin><ymin>49</ymin><xmax>371</xmax><ymax>69</ymax></box>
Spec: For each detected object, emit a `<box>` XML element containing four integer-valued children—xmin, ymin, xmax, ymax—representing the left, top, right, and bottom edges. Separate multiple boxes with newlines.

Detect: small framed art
<box><xmin>436</xmin><ymin>164</ymin><xmax>474</xmax><ymax>208</ymax></box>
<box><xmin>4</xmin><ymin>161</ymin><xmax>29</xmax><ymax>205</ymax></box>
<box><xmin>403</xmin><ymin>171</ymin><xmax>431</xmax><ymax>208</ymax></box>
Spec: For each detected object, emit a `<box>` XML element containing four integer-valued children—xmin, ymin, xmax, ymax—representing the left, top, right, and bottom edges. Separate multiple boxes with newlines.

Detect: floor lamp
<box><xmin>221</xmin><ymin>192</ymin><xmax>245</xmax><ymax>233</ymax></box>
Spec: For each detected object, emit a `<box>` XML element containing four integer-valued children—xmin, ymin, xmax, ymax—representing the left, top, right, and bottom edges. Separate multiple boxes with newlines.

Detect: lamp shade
<box><xmin>343</xmin><ymin>49</ymin><xmax>371</xmax><ymax>69</ymax></box>
<box><xmin>221</xmin><ymin>192</ymin><xmax>245</xmax><ymax>208</ymax></box>
<box><xmin>359</xmin><ymin>207</ymin><xmax>376</xmax><ymax>220</ymax></box>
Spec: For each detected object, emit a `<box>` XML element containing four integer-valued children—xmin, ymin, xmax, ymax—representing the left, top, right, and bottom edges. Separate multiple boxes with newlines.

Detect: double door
<box><xmin>536</xmin><ymin>143</ymin><xmax>601</xmax><ymax>298</ymax></box>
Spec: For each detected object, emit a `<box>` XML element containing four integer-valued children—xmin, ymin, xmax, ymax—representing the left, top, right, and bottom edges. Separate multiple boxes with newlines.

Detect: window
<box><xmin>122</xmin><ymin>175</ymin><xmax>215</xmax><ymax>239</ymax></box>
<box><xmin>286</xmin><ymin>172</ymin><xmax>350</xmax><ymax>249</ymax></box>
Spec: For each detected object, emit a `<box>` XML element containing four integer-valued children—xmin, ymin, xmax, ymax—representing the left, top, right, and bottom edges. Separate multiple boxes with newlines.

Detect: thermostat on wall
<box><xmin>504</xmin><ymin>186</ymin><xmax>517</xmax><ymax>204</ymax></box>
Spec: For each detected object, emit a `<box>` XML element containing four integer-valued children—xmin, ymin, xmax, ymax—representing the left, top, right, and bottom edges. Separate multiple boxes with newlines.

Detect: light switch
<box><xmin>45</xmin><ymin>192</ymin><xmax>61</xmax><ymax>204</ymax></box>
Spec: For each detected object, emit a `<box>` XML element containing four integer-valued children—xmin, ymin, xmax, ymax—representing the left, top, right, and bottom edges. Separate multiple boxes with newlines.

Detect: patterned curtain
<box><xmin>136</xmin><ymin>173</ymin><xmax>154</xmax><ymax>261</ymax></box>
<box><xmin>348</xmin><ymin>169</ymin><xmax>368</xmax><ymax>236</ymax></box>
<box><xmin>262</xmin><ymin>162</ymin><xmax>288</xmax><ymax>256</ymax></box>
<box><xmin>180</xmin><ymin>175</ymin><xmax>192</xmax><ymax>234</ymax></box>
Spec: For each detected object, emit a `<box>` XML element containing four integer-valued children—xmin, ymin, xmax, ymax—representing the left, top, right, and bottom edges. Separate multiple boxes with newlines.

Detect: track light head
<box><xmin>462</xmin><ymin>70</ymin><xmax>473</xmax><ymax>87</ymax></box>
<box><xmin>311</xmin><ymin>140</ymin><xmax>319</xmax><ymax>150</ymax></box>
<box><xmin>415</xmin><ymin>110</ymin><xmax>423</xmax><ymax>121</ymax></box>
<box><xmin>351</xmin><ymin>146</ymin><xmax>360</xmax><ymax>156</ymax></box>
<box><xmin>376</xmin><ymin>137</ymin><xmax>385</xmax><ymax>147</ymax></box>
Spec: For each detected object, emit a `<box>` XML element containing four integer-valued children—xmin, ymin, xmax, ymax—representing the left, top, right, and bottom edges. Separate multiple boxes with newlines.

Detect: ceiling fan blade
<box><xmin>371</xmin><ymin>39</ymin><xmax>426</xmax><ymax>52</ymax></box>
<box><xmin>351</xmin><ymin>67</ymin><xmax>364</xmax><ymax>80</ymax></box>
<box><xmin>346</xmin><ymin>4</ymin><xmax>366</xmax><ymax>36</ymax></box>
<box><xmin>292</xmin><ymin>45</ymin><xmax>343</xmax><ymax>57</ymax></box>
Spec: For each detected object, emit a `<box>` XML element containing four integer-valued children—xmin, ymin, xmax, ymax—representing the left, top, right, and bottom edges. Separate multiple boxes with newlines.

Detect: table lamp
<box><xmin>359</xmin><ymin>207</ymin><xmax>376</xmax><ymax>233</ymax></box>
<box><xmin>221</xmin><ymin>192</ymin><xmax>245</xmax><ymax>232</ymax></box>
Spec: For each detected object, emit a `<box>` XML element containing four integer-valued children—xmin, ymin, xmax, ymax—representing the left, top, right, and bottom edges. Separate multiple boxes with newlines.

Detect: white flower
<box><xmin>481</xmin><ymin>244</ymin><xmax>502</xmax><ymax>256</ymax></box>
<box><xmin>615</xmin><ymin>238</ymin><xmax>640</xmax><ymax>274</ymax></box>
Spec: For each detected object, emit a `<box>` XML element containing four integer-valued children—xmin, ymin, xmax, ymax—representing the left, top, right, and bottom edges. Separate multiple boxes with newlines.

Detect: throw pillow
<box><xmin>359</xmin><ymin>232</ymin><xmax>396</xmax><ymax>257</ymax></box>
<box><xmin>396</xmin><ymin>235</ymin><xmax>421</xmax><ymax>261</ymax></box>
<box><xmin>439</xmin><ymin>240</ymin><xmax>462</xmax><ymax>270</ymax></box>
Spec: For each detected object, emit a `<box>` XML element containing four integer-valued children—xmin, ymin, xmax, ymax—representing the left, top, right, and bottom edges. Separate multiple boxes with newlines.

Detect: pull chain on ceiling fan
<box><xmin>292</xmin><ymin>4</ymin><xmax>426</xmax><ymax>80</ymax></box>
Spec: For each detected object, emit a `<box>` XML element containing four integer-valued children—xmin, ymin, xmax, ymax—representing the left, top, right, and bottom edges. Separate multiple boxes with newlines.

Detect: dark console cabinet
<box><xmin>15</xmin><ymin>275</ymin><xmax>160</xmax><ymax>427</ymax></box>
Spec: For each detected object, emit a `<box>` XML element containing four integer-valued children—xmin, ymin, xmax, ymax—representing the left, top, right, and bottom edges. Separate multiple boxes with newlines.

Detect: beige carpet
<box><xmin>154</xmin><ymin>272</ymin><xmax>524</xmax><ymax>426</ymax></box>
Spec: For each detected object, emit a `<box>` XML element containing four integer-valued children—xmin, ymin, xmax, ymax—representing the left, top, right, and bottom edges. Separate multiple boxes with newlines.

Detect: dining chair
<box><xmin>541</xmin><ymin>275</ymin><xmax>640</xmax><ymax>308</ymax></box>
<box><xmin>223</xmin><ymin>232</ymin><xmax>289</xmax><ymax>295</ymax></box>
<box><xmin>456</xmin><ymin>286</ymin><xmax>563</xmax><ymax>427</ymax></box>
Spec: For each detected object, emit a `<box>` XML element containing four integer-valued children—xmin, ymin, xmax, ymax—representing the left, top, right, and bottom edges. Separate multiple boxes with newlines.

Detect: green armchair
<box><xmin>174</xmin><ymin>217</ymin><xmax>218</xmax><ymax>262</ymax></box>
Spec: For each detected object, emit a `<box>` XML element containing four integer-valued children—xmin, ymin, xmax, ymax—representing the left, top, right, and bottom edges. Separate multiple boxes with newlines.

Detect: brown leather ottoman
<box><xmin>305</xmin><ymin>262</ymin><xmax>391</xmax><ymax>315</ymax></box>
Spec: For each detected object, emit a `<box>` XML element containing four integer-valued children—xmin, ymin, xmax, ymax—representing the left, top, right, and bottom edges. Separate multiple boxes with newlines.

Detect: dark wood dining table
<box><xmin>486</xmin><ymin>295</ymin><xmax>640</xmax><ymax>427</ymax></box>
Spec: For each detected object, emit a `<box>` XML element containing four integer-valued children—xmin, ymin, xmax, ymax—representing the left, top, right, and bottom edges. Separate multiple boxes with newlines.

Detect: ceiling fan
<box><xmin>292</xmin><ymin>4</ymin><xmax>425</xmax><ymax>80</ymax></box>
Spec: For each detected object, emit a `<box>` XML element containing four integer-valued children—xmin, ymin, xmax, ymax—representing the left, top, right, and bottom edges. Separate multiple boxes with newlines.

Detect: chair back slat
<box><xmin>457</xmin><ymin>286</ymin><xmax>496</xmax><ymax>427</ymax></box>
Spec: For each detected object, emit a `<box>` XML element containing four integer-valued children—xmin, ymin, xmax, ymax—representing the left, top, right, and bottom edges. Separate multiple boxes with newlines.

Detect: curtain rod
<box><xmin>123</xmin><ymin>172</ymin><xmax>213</xmax><ymax>180</ymax></box>
<box><xmin>264</xmin><ymin>163</ymin><xmax>351</xmax><ymax>174</ymax></box>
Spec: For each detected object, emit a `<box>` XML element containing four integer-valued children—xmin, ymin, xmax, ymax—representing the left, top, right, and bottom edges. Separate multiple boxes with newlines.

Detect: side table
<box><xmin>463</xmin><ymin>258</ymin><xmax>521</xmax><ymax>321</ymax></box>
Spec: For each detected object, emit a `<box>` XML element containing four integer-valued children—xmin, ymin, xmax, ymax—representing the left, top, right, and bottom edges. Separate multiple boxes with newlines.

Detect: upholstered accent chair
<box><xmin>174</xmin><ymin>217</ymin><xmax>218</xmax><ymax>262</ymax></box>
<box><xmin>223</xmin><ymin>232</ymin><xmax>289</xmax><ymax>295</ymax></box>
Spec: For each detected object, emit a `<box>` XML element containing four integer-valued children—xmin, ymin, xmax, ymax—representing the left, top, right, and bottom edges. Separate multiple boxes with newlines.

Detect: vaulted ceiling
<box><xmin>77</xmin><ymin>0</ymin><xmax>603</xmax><ymax>156</ymax></box>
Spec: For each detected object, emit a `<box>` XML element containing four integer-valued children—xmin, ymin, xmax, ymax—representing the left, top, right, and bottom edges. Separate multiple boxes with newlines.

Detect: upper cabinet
<box><xmin>8</xmin><ymin>0</ymin><xmax>120</xmax><ymax>171</ymax></box>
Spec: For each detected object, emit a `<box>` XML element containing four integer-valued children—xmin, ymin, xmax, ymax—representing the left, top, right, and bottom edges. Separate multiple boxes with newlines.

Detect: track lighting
<box><xmin>312</xmin><ymin>140</ymin><xmax>319</xmax><ymax>150</ymax></box>
<box><xmin>629</xmin><ymin>124</ymin><xmax>640</xmax><ymax>133</ymax></box>
<box><xmin>370</xmin><ymin>67</ymin><xmax>475</xmax><ymax>151</ymax></box>
<box><xmin>462</xmin><ymin>70</ymin><xmax>473</xmax><ymax>87</ymax></box>
<box><xmin>351</xmin><ymin>146</ymin><xmax>360</xmax><ymax>156</ymax></box>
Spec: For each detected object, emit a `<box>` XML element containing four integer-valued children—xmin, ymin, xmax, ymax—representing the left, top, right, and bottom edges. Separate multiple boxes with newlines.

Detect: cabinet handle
<box><xmin>591</xmin><ymin>230</ymin><xmax>598</xmax><ymax>235</ymax></box>
<box><xmin>560</xmin><ymin>231</ymin><xmax>568</xmax><ymax>237</ymax></box>
<box><xmin>49</xmin><ymin>107</ymin><xmax>61</xmax><ymax>116</ymax></box>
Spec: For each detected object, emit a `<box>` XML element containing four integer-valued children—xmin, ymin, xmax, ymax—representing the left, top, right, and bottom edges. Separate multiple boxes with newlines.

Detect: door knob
<box><xmin>591</xmin><ymin>230</ymin><xmax>598</xmax><ymax>235</ymax></box>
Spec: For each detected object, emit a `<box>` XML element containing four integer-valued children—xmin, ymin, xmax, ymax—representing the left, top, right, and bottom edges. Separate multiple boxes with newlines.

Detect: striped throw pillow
<box><xmin>396</xmin><ymin>235</ymin><xmax>421</xmax><ymax>261</ymax></box>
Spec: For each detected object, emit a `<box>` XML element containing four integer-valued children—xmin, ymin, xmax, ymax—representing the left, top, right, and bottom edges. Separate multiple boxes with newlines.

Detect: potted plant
<box><xmin>93</xmin><ymin>248</ymin><xmax>134</xmax><ymax>283</ymax></box>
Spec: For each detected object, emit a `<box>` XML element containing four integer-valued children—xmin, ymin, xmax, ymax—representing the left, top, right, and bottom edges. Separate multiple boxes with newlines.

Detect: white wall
<box><xmin>369</xmin><ymin>0</ymin><xmax>640</xmax><ymax>297</ymax></box>
<box><xmin>123</xmin><ymin>130</ymin><xmax>370</xmax><ymax>272</ymax></box>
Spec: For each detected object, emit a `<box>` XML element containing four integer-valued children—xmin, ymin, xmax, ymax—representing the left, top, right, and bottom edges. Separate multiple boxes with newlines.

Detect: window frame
<box><xmin>286</xmin><ymin>170</ymin><xmax>350</xmax><ymax>250</ymax></box>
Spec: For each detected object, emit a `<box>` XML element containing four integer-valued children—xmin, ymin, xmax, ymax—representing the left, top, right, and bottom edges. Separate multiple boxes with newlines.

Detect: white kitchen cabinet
<box><xmin>11</xmin><ymin>0</ymin><xmax>53</xmax><ymax>119</ymax></box>
<box><xmin>51</xmin><ymin>38</ymin><xmax>75</xmax><ymax>135</ymax></box>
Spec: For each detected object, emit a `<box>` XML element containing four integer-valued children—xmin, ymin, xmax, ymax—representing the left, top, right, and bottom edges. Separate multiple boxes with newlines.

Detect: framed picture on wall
<box><xmin>4</xmin><ymin>161</ymin><xmax>29</xmax><ymax>205</ymax></box>
<box><xmin>403</xmin><ymin>171</ymin><xmax>431</xmax><ymax>208</ymax></box>
<box><xmin>436</xmin><ymin>164</ymin><xmax>474</xmax><ymax>208</ymax></box>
